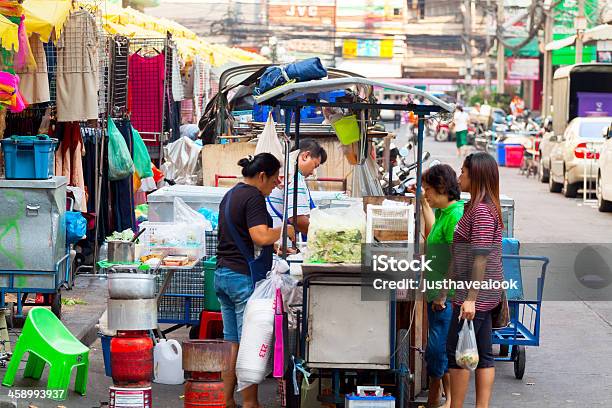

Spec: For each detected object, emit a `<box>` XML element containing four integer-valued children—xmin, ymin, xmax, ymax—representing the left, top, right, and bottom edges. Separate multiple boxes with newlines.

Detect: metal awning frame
<box><xmin>257</xmin><ymin>77</ymin><xmax>455</xmax><ymax>257</ymax></box>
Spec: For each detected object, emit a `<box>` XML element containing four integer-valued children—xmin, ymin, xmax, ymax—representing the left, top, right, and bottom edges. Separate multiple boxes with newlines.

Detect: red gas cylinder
<box><xmin>184</xmin><ymin>380</ymin><xmax>224</xmax><ymax>408</ymax></box>
<box><xmin>110</xmin><ymin>330</ymin><xmax>154</xmax><ymax>386</ymax></box>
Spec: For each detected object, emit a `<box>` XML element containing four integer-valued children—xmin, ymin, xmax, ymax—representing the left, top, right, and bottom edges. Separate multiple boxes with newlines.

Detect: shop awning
<box><xmin>0</xmin><ymin>15</ymin><xmax>18</xmax><ymax>51</ymax></box>
<box><xmin>254</xmin><ymin>77</ymin><xmax>454</xmax><ymax>113</ymax></box>
<box><xmin>23</xmin><ymin>0</ymin><xmax>72</xmax><ymax>42</ymax></box>
<box><xmin>546</xmin><ymin>24</ymin><xmax>612</xmax><ymax>51</ymax></box>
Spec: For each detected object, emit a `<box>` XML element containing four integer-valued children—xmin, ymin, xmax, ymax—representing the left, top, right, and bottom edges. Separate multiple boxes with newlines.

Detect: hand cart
<box><xmin>254</xmin><ymin>76</ymin><xmax>454</xmax><ymax>407</ymax></box>
<box><xmin>493</xmin><ymin>254</ymin><xmax>549</xmax><ymax>379</ymax></box>
<box><xmin>296</xmin><ymin>265</ymin><xmax>413</xmax><ymax>407</ymax></box>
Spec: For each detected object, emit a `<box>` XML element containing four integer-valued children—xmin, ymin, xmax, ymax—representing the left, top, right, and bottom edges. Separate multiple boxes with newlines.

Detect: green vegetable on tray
<box><xmin>305</xmin><ymin>206</ymin><xmax>366</xmax><ymax>264</ymax></box>
<box><xmin>106</xmin><ymin>229</ymin><xmax>135</xmax><ymax>242</ymax></box>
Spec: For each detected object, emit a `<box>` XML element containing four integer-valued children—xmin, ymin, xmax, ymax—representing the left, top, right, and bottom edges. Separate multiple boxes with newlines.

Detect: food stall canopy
<box><xmin>254</xmin><ymin>77</ymin><xmax>455</xmax><ymax>114</ymax></box>
<box><xmin>545</xmin><ymin>24</ymin><xmax>612</xmax><ymax>51</ymax></box>
<box><xmin>0</xmin><ymin>14</ymin><xmax>18</xmax><ymax>51</ymax></box>
<box><xmin>23</xmin><ymin>0</ymin><xmax>72</xmax><ymax>42</ymax></box>
<box><xmin>96</xmin><ymin>5</ymin><xmax>268</xmax><ymax>66</ymax></box>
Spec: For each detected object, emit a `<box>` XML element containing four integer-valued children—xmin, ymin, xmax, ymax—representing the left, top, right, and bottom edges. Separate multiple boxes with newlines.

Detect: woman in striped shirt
<box><xmin>443</xmin><ymin>152</ymin><xmax>504</xmax><ymax>408</ymax></box>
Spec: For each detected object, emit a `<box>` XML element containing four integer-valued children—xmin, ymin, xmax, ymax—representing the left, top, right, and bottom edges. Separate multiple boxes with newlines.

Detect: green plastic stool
<box><xmin>2</xmin><ymin>307</ymin><xmax>89</xmax><ymax>401</ymax></box>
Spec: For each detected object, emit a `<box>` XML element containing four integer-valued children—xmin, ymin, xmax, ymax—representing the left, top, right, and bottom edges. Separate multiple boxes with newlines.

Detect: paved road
<box><xmin>2</xmin><ymin>138</ymin><xmax>612</xmax><ymax>407</ymax></box>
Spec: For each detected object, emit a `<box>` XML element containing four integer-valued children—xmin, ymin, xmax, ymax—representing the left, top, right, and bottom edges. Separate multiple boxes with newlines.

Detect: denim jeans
<box><xmin>425</xmin><ymin>300</ymin><xmax>453</xmax><ymax>378</ymax></box>
<box><xmin>214</xmin><ymin>267</ymin><xmax>254</xmax><ymax>343</ymax></box>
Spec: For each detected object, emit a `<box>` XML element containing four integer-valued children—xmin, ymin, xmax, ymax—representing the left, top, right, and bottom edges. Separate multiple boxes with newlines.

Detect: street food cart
<box><xmin>254</xmin><ymin>78</ymin><xmax>454</xmax><ymax>406</ymax></box>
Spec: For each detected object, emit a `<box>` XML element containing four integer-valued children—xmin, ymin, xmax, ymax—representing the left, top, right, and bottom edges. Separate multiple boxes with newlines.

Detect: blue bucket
<box><xmin>1</xmin><ymin>135</ymin><xmax>57</xmax><ymax>179</ymax></box>
<box><xmin>99</xmin><ymin>334</ymin><xmax>112</xmax><ymax>377</ymax></box>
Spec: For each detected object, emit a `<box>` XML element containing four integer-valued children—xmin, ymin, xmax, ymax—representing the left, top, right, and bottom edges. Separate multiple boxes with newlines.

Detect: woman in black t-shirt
<box><xmin>215</xmin><ymin>153</ymin><xmax>295</xmax><ymax>408</ymax></box>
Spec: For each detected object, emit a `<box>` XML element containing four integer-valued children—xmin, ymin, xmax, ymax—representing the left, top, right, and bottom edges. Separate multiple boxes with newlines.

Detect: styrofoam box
<box><xmin>345</xmin><ymin>395</ymin><xmax>395</xmax><ymax>408</ymax></box>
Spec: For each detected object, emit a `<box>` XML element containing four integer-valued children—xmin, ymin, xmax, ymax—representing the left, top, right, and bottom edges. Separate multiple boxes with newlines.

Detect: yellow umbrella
<box><xmin>0</xmin><ymin>15</ymin><xmax>19</xmax><ymax>51</ymax></box>
<box><xmin>22</xmin><ymin>0</ymin><xmax>72</xmax><ymax>42</ymax></box>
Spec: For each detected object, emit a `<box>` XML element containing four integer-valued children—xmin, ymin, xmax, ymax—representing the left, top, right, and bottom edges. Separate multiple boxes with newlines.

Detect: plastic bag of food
<box><xmin>455</xmin><ymin>320</ymin><xmax>479</xmax><ymax>371</ymax></box>
<box><xmin>236</xmin><ymin>260</ymin><xmax>296</xmax><ymax>391</ymax></box>
<box><xmin>306</xmin><ymin>205</ymin><xmax>366</xmax><ymax>263</ymax></box>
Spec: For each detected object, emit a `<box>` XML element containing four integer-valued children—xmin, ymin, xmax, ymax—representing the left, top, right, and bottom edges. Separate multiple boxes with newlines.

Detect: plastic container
<box><xmin>110</xmin><ymin>331</ymin><xmax>154</xmax><ymax>386</ymax></box>
<box><xmin>99</xmin><ymin>333</ymin><xmax>112</xmax><ymax>377</ymax></box>
<box><xmin>332</xmin><ymin>115</ymin><xmax>360</xmax><ymax>145</ymax></box>
<box><xmin>1</xmin><ymin>135</ymin><xmax>57</xmax><ymax>179</ymax></box>
<box><xmin>235</xmin><ymin>299</ymin><xmax>275</xmax><ymax>386</ymax></box>
<box><xmin>345</xmin><ymin>395</ymin><xmax>396</xmax><ymax>407</ymax></box>
<box><xmin>496</xmin><ymin>143</ymin><xmax>521</xmax><ymax>166</ymax></box>
<box><xmin>504</xmin><ymin>145</ymin><xmax>524</xmax><ymax>168</ymax></box>
<box><xmin>203</xmin><ymin>257</ymin><xmax>221</xmax><ymax>311</ymax></box>
<box><xmin>153</xmin><ymin>339</ymin><xmax>184</xmax><ymax>385</ymax></box>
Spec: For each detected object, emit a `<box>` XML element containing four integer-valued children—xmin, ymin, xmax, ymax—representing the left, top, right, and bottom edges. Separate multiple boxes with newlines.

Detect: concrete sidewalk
<box><xmin>61</xmin><ymin>275</ymin><xmax>108</xmax><ymax>346</ymax></box>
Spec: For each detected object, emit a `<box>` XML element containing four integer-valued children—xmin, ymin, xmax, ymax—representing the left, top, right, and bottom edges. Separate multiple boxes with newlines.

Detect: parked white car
<box><xmin>597</xmin><ymin>124</ymin><xmax>612</xmax><ymax>212</ymax></box>
<box><xmin>548</xmin><ymin>117</ymin><xmax>612</xmax><ymax>198</ymax></box>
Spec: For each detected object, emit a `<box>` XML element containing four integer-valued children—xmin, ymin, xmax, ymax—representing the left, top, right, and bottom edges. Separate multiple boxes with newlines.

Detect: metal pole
<box><xmin>414</xmin><ymin>116</ymin><xmax>425</xmax><ymax>255</ymax></box>
<box><xmin>292</xmin><ymin>108</ymin><xmax>301</xmax><ymax>248</ymax></box>
<box><xmin>462</xmin><ymin>0</ymin><xmax>473</xmax><ymax>89</ymax></box>
<box><xmin>496</xmin><ymin>0</ymin><xmax>505</xmax><ymax>95</ymax></box>
<box><xmin>281</xmin><ymin>111</ymin><xmax>291</xmax><ymax>258</ymax></box>
<box><xmin>542</xmin><ymin>4</ymin><xmax>553</xmax><ymax>117</ymax></box>
<box><xmin>484</xmin><ymin>0</ymin><xmax>492</xmax><ymax>97</ymax></box>
<box><xmin>575</xmin><ymin>0</ymin><xmax>585</xmax><ymax>64</ymax></box>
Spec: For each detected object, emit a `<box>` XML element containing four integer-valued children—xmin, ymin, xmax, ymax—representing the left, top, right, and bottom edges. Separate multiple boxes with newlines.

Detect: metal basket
<box><xmin>155</xmin><ymin>261</ymin><xmax>206</xmax><ymax>324</ymax></box>
<box><xmin>206</xmin><ymin>230</ymin><xmax>218</xmax><ymax>258</ymax></box>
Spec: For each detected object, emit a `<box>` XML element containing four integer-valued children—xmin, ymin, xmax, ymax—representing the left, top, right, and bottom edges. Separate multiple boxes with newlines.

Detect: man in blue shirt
<box><xmin>266</xmin><ymin>139</ymin><xmax>327</xmax><ymax>238</ymax></box>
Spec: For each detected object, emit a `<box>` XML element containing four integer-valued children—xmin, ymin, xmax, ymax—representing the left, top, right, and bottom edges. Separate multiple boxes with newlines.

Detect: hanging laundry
<box><xmin>17</xmin><ymin>33</ymin><xmax>50</xmax><ymax>104</ymax></box>
<box><xmin>14</xmin><ymin>15</ymin><xmax>36</xmax><ymax>71</ymax></box>
<box><xmin>55</xmin><ymin>122</ymin><xmax>86</xmax><ymax>203</ymax></box>
<box><xmin>128</xmin><ymin>52</ymin><xmax>165</xmax><ymax>135</ymax></box>
<box><xmin>0</xmin><ymin>71</ymin><xmax>27</xmax><ymax>112</ymax></box>
<box><xmin>171</xmin><ymin>47</ymin><xmax>184</xmax><ymax>102</ymax></box>
<box><xmin>56</xmin><ymin>9</ymin><xmax>99</xmax><ymax>122</ymax></box>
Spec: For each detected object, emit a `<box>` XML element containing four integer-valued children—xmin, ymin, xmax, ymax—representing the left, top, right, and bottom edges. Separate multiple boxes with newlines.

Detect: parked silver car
<box><xmin>596</xmin><ymin>124</ymin><xmax>612</xmax><ymax>212</ymax></box>
<box><xmin>547</xmin><ymin>117</ymin><xmax>611</xmax><ymax>198</ymax></box>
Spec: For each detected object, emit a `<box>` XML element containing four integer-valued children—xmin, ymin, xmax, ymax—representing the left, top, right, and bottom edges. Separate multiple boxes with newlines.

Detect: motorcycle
<box><xmin>435</xmin><ymin>122</ymin><xmax>450</xmax><ymax>142</ymax></box>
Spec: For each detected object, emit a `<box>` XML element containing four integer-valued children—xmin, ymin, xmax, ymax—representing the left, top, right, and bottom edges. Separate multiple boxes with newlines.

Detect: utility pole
<box><xmin>485</xmin><ymin>0</ymin><xmax>492</xmax><ymax>97</ymax></box>
<box><xmin>542</xmin><ymin>1</ymin><xmax>554</xmax><ymax>117</ymax></box>
<box><xmin>496</xmin><ymin>0</ymin><xmax>505</xmax><ymax>95</ymax></box>
<box><xmin>462</xmin><ymin>0</ymin><xmax>473</xmax><ymax>92</ymax></box>
<box><xmin>575</xmin><ymin>0</ymin><xmax>586</xmax><ymax>64</ymax></box>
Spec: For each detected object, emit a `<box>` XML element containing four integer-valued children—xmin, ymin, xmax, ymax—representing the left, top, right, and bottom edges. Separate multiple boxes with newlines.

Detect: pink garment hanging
<box><xmin>128</xmin><ymin>52</ymin><xmax>165</xmax><ymax>135</ymax></box>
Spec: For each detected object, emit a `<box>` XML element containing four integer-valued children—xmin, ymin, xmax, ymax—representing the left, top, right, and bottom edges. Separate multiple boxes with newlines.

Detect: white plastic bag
<box><xmin>236</xmin><ymin>260</ymin><xmax>296</xmax><ymax>391</ymax></box>
<box><xmin>455</xmin><ymin>320</ymin><xmax>479</xmax><ymax>371</ymax></box>
<box><xmin>255</xmin><ymin>113</ymin><xmax>284</xmax><ymax>164</ymax></box>
<box><xmin>306</xmin><ymin>205</ymin><xmax>366</xmax><ymax>263</ymax></box>
<box><xmin>173</xmin><ymin>197</ymin><xmax>212</xmax><ymax>231</ymax></box>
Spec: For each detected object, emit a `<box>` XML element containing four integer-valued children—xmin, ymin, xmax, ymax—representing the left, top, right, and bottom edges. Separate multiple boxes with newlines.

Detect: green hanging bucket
<box><xmin>332</xmin><ymin>115</ymin><xmax>360</xmax><ymax>145</ymax></box>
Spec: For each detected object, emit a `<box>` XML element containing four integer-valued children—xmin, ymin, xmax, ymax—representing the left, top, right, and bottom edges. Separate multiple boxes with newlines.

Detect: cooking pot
<box><xmin>108</xmin><ymin>298</ymin><xmax>158</xmax><ymax>331</ymax></box>
<box><xmin>107</xmin><ymin>241</ymin><xmax>135</xmax><ymax>263</ymax></box>
<box><xmin>108</xmin><ymin>273</ymin><xmax>156</xmax><ymax>299</ymax></box>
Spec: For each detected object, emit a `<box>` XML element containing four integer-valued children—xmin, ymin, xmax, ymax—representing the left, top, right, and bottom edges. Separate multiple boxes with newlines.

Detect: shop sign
<box><xmin>343</xmin><ymin>39</ymin><xmax>394</xmax><ymax>58</ymax></box>
<box><xmin>507</xmin><ymin>58</ymin><xmax>539</xmax><ymax>80</ymax></box>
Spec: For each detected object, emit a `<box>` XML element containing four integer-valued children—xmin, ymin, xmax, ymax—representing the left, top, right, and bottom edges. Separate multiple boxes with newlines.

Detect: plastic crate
<box><xmin>155</xmin><ymin>261</ymin><xmax>206</xmax><ymax>324</ymax></box>
<box><xmin>505</xmin><ymin>145</ymin><xmax>524</xmax><ymax>168</ymax></box>
<box><xmin>496</xmin><ymin>143</ymin><xmax>521</xmax><ymax>166</ymax></box>
<box><xmin>139</xmin><ymin>222</ymin><xmax>206</xmax><ymax>259</ymax></box>
<box><xmin>1</xmin><ymin>135</ymin><xmax>57</xmax><ymax>179</ymax></box>
<box><xmin>205</xmin><ymin>230</ymin><xmax>218</xmax><ymax>258</ymax></box>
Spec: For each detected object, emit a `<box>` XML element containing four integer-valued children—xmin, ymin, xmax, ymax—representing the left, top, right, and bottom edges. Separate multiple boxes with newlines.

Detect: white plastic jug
<box><xmin>153</xmin><ymin>339</ymin><xmax>184</xmax><ymax>385</ymax></box>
